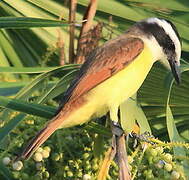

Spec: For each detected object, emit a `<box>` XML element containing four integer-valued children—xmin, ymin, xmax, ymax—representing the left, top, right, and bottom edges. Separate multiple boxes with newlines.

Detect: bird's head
<box><xmin>132</xmin><ymin>17</ymin><xmax>182</xmax><ymax>84</ymax></box>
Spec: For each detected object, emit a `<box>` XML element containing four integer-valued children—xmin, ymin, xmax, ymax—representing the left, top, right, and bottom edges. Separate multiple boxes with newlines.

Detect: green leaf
<box><xmin>14</xmin><ymin>65</ymin><xmax>78</xmax><ymax>100</ymax></box>
<box><xmin>0</xmin><ymin>96</ymin><xmax>55</xmax><ymax>118</ymax></box>
<box><xmin>0</xmin><ymin>17</ymin><xmax>70</xmax><ymax>29</ymax></box>
<box><xmin>166</xmin><ymin>106</ymin><xmax>184</xmax><ymax>142</ymax></box>
<box><xmin>0</xmin><ymin>66</ymin><xmax>59</xmax><ymax>74</ymax></box>
<box><xmin>0</xmin><ymin>114</ymin><xmax>25</xmax><ymax>144</ymax></box>
<box><xmin>0</xmin><ymin>82</ymin><xmax>28</xmax><ymax>96</ymax></box>
<box><xmin>164</xmin><ymin>65</ymin><xmax>189</xmax><ymax>156</ymax></box>
<box><xmin>37</xmin><ymin>70</ymin><xmax>78</xmax><ymax>103</ymax></box>
<box><xmin>120</xmin><ymin>94</ymin><xmax>151</xmax><ymax>134</ymax></box>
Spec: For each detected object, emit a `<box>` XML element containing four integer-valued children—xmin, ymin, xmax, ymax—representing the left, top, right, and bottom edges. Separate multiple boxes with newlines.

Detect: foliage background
<box><xmin>0</xmin><ymin>0</ymin><xmax>189</xmax><ymax>179</ymax></box>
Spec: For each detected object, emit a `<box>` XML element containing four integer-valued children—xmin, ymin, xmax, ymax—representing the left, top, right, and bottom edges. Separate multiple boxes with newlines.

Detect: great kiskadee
<box><xmin>19</xmin><ymin>17</ymin><xmax>181</xmax><ymax>159</ymax></box>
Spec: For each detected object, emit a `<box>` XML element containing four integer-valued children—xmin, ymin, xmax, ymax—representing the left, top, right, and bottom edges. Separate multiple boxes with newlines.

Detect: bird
<box><xmin>18</xmin><ymin>17</ymin><xmax>181</xmax><ymax>160</ymax></box>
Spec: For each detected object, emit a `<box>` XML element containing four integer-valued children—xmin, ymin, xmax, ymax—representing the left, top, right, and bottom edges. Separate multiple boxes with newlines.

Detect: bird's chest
<box><xmin>89</xmin><ymin>46</ymin><xmax>154</xmax><ymax>108</ymax></box>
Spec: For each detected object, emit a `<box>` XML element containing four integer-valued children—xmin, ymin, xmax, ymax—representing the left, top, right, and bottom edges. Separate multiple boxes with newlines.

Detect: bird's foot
<box><xmin>111</xmin><ymin>121</ymin><xmax>124</xmax><ymax>137</ymax></box>
<box><xmin>129</xmin><ymin>131</ymin><xmax>155</xmax><ymax>145</ymax></box>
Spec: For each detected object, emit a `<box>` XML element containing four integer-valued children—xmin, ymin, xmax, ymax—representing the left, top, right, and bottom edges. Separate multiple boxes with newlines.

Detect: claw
<box><xmin>130</xmin><ymin>131</ymin><xmax>155</xmax><ymax>145</ymax></box>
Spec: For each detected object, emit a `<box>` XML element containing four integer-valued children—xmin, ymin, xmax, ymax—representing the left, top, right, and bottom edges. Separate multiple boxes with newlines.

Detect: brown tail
<box><xmin>17</xmin><ymin>115</ymin><xmax>62</xmax><ymax>160</ymax></box>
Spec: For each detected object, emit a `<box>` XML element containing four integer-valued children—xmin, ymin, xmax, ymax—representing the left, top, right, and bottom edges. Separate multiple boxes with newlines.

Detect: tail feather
<box><xmin>17</xmin><ymin>116</ymin><xmax>61</xmax><ymax>160</ymax></box>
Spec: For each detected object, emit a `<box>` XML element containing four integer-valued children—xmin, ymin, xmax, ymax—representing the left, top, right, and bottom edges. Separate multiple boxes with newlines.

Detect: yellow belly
<box><xmin>61</xmin><ymin>46</ymin><xmax>154</xmax><ymax>128</ymax></box>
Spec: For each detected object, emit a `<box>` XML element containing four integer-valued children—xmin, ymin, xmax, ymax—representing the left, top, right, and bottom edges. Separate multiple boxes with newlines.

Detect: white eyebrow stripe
<box><xmin>147</xmin><ymin>18</ymin><xmax>181</xmax><ymax>65</ymax></box>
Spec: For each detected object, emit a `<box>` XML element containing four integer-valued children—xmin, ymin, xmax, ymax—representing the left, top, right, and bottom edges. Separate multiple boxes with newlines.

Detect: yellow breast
<box><xmin>90</xmin><ymin>45</ymin><xmax>153</xmax><ymax>110</ymax></box>
<box><xmin>61</xmin><ymin>46</ymin><xmax>154</xmax><ymax>128</ymax></box>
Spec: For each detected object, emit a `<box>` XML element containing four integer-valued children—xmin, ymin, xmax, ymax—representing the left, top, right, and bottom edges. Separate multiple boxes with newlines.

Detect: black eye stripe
<box><xmin>137</xmin><ymin>21</ymin><xmax>176</xmax><ymax>59</ymax></box>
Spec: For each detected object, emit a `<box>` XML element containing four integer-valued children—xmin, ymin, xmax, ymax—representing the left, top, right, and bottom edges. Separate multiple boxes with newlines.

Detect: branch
<box><xmin>76</xmin><ymin>0</ymin><xmax>99</xmax><ymax>64</ymax></box>
<box><xmin>69</xmin><ymin>0</ymin><xmax>77</xmax><ymax>63</ymax></box>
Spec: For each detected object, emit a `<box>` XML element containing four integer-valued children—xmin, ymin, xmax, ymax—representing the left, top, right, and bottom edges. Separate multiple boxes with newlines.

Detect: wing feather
<box><xmin>58</xmin><ymin>36</ymin><xmax>144</xmax><ymax>111</ymax></box>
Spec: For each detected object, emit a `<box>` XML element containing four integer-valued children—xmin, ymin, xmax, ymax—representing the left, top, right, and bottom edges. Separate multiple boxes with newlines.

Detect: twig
<box><xmin>117</xmin><ymin>134</ymin><xmax>131</xmax><ymax>180</ymax></box>
<box><xmin>97</xmin><ymin>146</ymin><xmax>116</xmax><ymax>180</ymax></box>
<box><xmin>69</xmin><ymin>0</ymin><xmax>77</xmax><ymax>63</ymax></box>
<box><xmin>56</xmin><ymin>29</ymin><xmax>65</xmax><ymax>66</ymax></box>
<box><xmin>79</xmin><ymin>0</ymin><xmax>98</xmax><ymax>35</ymax></box>
<box><xmin>76</xmin><ymin>0</ymin><xmax>98</xmax><ymax>64</ymax></box>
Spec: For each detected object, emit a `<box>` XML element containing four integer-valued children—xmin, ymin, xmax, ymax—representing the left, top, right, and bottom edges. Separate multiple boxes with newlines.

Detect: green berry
<box><xmin>84</xmin><ymin>147</ymin><xmax>91</xmax><ymax>152</ymax></box>
<box><xmin>68</xmin><ymin>160</ymin><xmax>75</xmax><ymax>167</ymax></box>
<box><xmin>2</xmin><ymin>157</ymin><xmax>11</xmax><ymax>165</ymax></box>
<box><xmin>43</xmin><ymin>146</ymin><xmax>51</xmax><ymax>153</ymax></box>
<box><xmin>33</xmin><ymin>152</ymin><xmax>43</xmax><ymax>162</ymax></box>
<box><xmin>147</xmin><ymin>156</ymin><xmax>153</xmax><ymax>164</ymax></box>
<box><xmin>85</xmin><ymin>160</ymin><xmax>90</xmax><ymax>165</ymax></box>
<box><xmin>152</xmin><ymin>156</ymin><xmax>159</xmax><ymax>163</ymax></box>
<box><xmin>144</xmin><ymin>169</ymin><xmax>154</xmax><ymax>179</ymax></box>
<box><xmin>41</xmin><ymin>149</ymin><xmax>50</xmax><ymax>159</ymax></box>
<box><xmin>36</xmin><ymin>147</ymin><xmax>43</xmax><ymax>153</ymax></box>
<box><xmin>92</xmin><ymin>158</ymin><xmax>98</xmax><ymax>164</ymax></box>
<box><xmin>42</xmin><ymin>171</ymin><xmax>50</xmax><ymax>179</ymax></box>
<box><xmin>77</xmin><ymin>159</ymin><xmax>82</xmax><ymax>164</ymax></box>
<box><xmin>41</xmin><ymin>166</ymin><xmax>46</xmax><ymax>173</ymax></box>
<box><xmin>128</xmin><ymin>156</ymin><xmax>133</xmax><ymax>164</ymax></box>
<box><xmin>92</xmin><ymin>163</ymin><xmax>99</xmax><ymax>171</ymax></box>
<box><xmin>163</xmin><ymin>153</ymin><xmax>172</xmax><ymax>163</ymax></box>
<box><xmin>83</xmin><ymin>153</ymin><xmax>90</xmax><ymax>159</ymax></box>
<box><xmin>150</xmin><ymin>148</ymin><xmax>158</xmax><ymax>157</ymax></box>
<box><xmin>76</xmin><ymin>171</ymin><xmax>83</xmax><ymax>178</ymax></box>
<box><xmin>26</xmin><ymin>119</ymin><xmax>34</xmax><ymax>125</ymax></box>
<box><xmin>83</xmin><ymin>174</ymin><xmax>91</xmax><ymax>180</ymax></box>
<box><xmin>85</xmin><ymin>164</ymin><xmax>91</xmax><ymax>170</ymax></box>
<box><xmin>64</xmin><ymin>166</ymin><xmax>69</xmax><ymax>171</ymax></box>
<box><xmin>67</xmin><ymin>171</ymin><xmax>73</xmax><ymax>177</ymax></box>
<box><xmin>52</xmin><ymin>153</ymin><xmax>60</xmax><ymax>161</ymax></box>
<box><xmin>0</xmin><ymin>120</ymin><xmax>4</xmax><ymax>127</ymax></box>
<box><xmin>155</xmin><ymin>147</ymin><xmax>164</xmax><ymax>154</ymax></box>
<box><xmin>164</xmin><ymin>163</ymin><xmax>172</xmax><ymax>172</ymax></box>
<box><xmin>171</xmin><ymin>171</ymin><xmax>180</xmax><ymax>179</ymax></box>
<box><xmin>59</xmin><ymin>153</ymin><xmax>63</xmax><ymax>159</ymax></box>
<box><xmin>12</xmin><ymin>161</ymin><xmax>23</xmax><ymax>171</ymax></box>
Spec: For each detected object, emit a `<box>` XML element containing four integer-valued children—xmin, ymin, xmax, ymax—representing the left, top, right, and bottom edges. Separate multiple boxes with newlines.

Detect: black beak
<box><xmin>168</xmin><ymin>59</ymin><xmax>181</xmax><ymax>84</ymax></box>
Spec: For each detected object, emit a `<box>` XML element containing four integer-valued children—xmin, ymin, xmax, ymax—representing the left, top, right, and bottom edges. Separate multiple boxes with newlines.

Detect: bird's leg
<box><xmin>109</xmin><ymin>109</ymin><xmax>131</xmax><ymax>180</ymax></box>
<box><xmin>110</xmin><ymin>121</ymin><xmax>123</xmax><ymax>157</ymax></box>
<box><xmin>109</xmin><ymin>105</ymin><xmax>122</xmax><ymax>150</ymax></box>
<box><xmin>109</xmin><ymin>105</ymin><xmax>124</xmax><ymax>147</ymax></box>
<box><xmin>111</xmin><ymin>121</ymin><xmax>124</xmax><ymax>137</ymax></box>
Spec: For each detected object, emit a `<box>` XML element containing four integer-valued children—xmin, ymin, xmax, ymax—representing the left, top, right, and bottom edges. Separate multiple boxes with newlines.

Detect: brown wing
<box><xmin>68</xmin><ymin>37</ymin><xmax>144</xmax><ymax>102</ymax></box>
<box><xmin>18</xmin><ymin>37</ymin><xmax>144</xmax><ymax>160</ymax></box>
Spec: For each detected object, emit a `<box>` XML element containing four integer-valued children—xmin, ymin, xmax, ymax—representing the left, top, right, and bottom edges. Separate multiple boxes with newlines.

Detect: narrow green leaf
<box><xmin>120</xmin><ymin>94</ymin><xmax>151</xmax><ymax>134</ymax></box>
<box><xmin>166</xmin><ymin>106</ymin><xmax>184</xmax><ymax>142</ymax></box>
<box><xmin>0</xmin><ymin>65</ymin><xmax>79</xmax><ymax>74</ymax></box>
<box><xmin>37</xmin><ymin>70</ymin><xmax>77</xmax><ymax>103</ymax></box>
<box><xmin>0</xmin><ymin>17</ymin><xmax>70</xmax><ymax>29</ymax></box>
<box><xmin>164</xmin><ymin>65</ymin><xmax>189</xmax><ymax>156</ymax></box>
<box><xmin>0</xmin><ymin>114</ymin><xmax>25</xmax><ymax>143</ymax></box>
<box><xmin>120</xmin><ymin>98</ymin><xmax>136</xmax><ymax>133</ymax></box>
<box><xmin>0</xmin><ymin>96</ymin><xmax>55</xmax><ymax>118</ymax></box>
<box><xmin>14</xmin><ymin>65</ymin><xmax>79</xmax><ymax>99</ymax></box>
